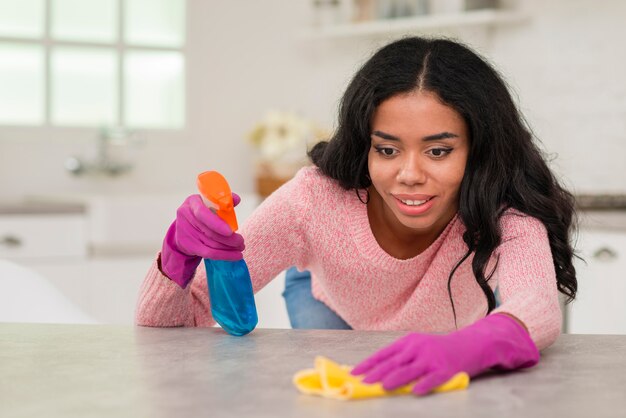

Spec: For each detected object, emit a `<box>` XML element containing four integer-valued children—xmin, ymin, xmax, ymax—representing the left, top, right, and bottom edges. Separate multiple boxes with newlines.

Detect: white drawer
<box><xmin>0</xmin><ymin>214</ymin><xmax>87</xmax><ymax>260</ymax></box>
<box><xmin>567</xmin><ymin>229</ymin><xmax>626</xmax><ymax>334</ymax></box>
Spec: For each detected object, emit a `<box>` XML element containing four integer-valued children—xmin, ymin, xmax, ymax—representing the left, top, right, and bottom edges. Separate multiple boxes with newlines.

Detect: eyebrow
<box><xmin>372</xmin><ymin>130</ymin><xmax>459</xmax><ymax>142</ymax></box>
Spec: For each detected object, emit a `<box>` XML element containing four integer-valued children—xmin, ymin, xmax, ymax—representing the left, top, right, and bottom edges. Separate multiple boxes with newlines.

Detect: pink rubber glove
<box><xmin>351</xmin><ymin>313</ymin><xmax>540</xmax><ymax>396</ymax></box>
<box><xmin>160</xmin><ymin>193</ymin><xmax>245</xmax><ymax>288</ymax></box>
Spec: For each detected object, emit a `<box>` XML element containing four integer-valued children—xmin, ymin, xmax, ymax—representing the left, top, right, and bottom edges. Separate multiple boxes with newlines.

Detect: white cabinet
<box><xmin>0</xmin><ymin>213</ymin><xmax>87</xmax><ymax>259</ymax></box>
<box><xmin>27</xmin><ymin>256</ymin><xmax>151</xmax><ymax>324</ymax></box>
<box><xmin>567</xmin><ymin>227</ymin><xmax>626</xmax><ymax>334</ymax></box>
<box><xmin>0</xmin><ymin>209</ymin><xmax>93</xmax><ymax>324</ymax></box>
<box><xmin>0</xmin><ymin>206</ymin><xmax>143</xmax><ymax>325</ymax></box>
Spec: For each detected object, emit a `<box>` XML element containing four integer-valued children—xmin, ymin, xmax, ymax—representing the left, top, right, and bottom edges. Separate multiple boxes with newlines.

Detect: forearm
<box><xmin>496</xmin><ymin>312</ymin><xmax>528</xmax><ymax>332</ymax></box>
<box><xmin>493</xmin><ymin>213</ymin><xmax>563</xmax><ymax>350</ymax></box>
<box><xmin>492</xmin><ymin>292</ymin><xmax>562</xmax><ymax>350</ymax></box>
<box><xmin>135</xmin><ymin>254</ymin><xmax>215</xmax><ymax>327</ymax></box>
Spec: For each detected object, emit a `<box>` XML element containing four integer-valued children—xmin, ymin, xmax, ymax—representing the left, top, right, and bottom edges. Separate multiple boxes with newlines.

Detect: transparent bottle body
<box><xmin>204</xmin><ymin>258</ymin><xmax>258</xmax><ymax>336</ymax></box>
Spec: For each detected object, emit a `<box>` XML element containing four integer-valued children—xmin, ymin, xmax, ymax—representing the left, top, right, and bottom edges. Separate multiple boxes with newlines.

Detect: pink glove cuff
<box><xmin>160</xmin><ymin>221</ymin><xmax>202</xmax><ymax>288</ymax></box>
<box><xmin>459</xmin><ymin>313</ymin><xmax>540</xmax><ymax>376</ymax></box>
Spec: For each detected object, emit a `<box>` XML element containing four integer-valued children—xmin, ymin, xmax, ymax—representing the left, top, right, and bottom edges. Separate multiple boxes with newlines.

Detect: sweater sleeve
<box><xmin>135</xmin><ymin>168</ymin><xmax>314</xmax><ymax>327</ymax></box>
<box><xmin>491</xmin><ymin>211</ymin><xmax>562</xmax><ymax>350</ymax></box>
<box><xmin>240</xmin><ymin>167</ymin><xmax>314</xmax><ymax>292</ymax></box>
<box><xmin>135</xmin><ymin>253</ymin><xmax>214</xmax><ymax>327</ymax></box>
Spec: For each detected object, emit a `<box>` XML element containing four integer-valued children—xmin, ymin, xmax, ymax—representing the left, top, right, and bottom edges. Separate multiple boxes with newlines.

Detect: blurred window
<box><xmin>0</xmin><ymin>0</ymin><xmax>186</xmax><ymax>129</ymax></box>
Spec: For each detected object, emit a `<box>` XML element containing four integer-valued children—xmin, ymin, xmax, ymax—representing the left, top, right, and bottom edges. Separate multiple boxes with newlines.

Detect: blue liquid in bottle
<box><xmin>204</xmin><ymin>258</ymin><xmax>258</xmax><ymax>336</ymax></box>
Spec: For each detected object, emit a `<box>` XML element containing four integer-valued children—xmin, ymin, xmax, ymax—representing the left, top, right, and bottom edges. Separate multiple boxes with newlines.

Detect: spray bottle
<box><xmin>197</xmin><ymin>171</ymin><xmax>258</xmax><ymax>336</ymax></box>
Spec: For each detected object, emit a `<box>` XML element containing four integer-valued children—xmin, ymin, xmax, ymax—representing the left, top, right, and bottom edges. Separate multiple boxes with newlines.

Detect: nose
<box><xmin>396</xmin><ymin>153</ymin><xmax>426</xmax><ymax>186</ymax></box>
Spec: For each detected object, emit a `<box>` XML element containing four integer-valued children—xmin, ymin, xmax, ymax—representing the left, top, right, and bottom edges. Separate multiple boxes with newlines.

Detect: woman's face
<box><xmin>367</xmin><ymin>90</ymin><xmax>469</xmax><ymax>238</ymax></box>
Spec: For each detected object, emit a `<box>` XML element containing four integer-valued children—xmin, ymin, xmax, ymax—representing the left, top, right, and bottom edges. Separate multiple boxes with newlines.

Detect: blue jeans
<box><xmin>282</xmin><ymin>267</ymin><xmax>352</xmax><ymax>330</ymax></box>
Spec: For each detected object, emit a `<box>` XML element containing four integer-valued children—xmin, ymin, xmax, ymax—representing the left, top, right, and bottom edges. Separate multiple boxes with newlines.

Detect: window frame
<box><xmin>0</xmin><ymin>0</ymin><xmax>189</xmax><ymax>134</ymax></box>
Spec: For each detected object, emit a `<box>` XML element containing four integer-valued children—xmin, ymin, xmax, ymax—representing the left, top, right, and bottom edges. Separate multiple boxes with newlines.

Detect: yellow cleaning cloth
<box><xmin>293</xmin><ymin>356</ymin><xmax>469</xmax><ymax>400</ymax></box>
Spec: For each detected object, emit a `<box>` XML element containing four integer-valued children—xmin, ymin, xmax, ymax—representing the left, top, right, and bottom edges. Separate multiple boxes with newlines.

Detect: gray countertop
<box><xmin>0</xmin><ymin>201</ymin><xmax>86</xmax><ymax>215</ymax></box>
<box><xmin>575</xmin><ymin>194</ymin><xmax>626</xmax><ymax>210</ymax></box>
<box><xmin>1</xmin><ymin>324</ymin><xmax>626</xmax><ymax>418</ymax></box>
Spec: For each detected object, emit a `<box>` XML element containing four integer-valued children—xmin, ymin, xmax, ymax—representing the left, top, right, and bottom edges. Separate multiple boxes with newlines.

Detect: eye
<box><xmin>427</xmin><ymin>147</ymin><xmax>453</xmax><ymax>158</ymax></box>
<box><xmin>374</xmin><ymin>146</ymin><xmax>398</xmax><ymax>157</ymax></box>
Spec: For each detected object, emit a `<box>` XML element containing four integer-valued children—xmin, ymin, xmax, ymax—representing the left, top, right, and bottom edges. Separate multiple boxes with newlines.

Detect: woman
<box><xmin>136</xmin><ymin>37</ymin><xmax>577</xmax><ymax>395</ymax></box>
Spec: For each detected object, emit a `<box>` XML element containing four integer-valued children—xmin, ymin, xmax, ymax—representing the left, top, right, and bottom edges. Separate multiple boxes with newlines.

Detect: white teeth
<box><xmin>401</xmin><ymin>199</ymin><xmax>428</xmax><ymax>206</ymax></box>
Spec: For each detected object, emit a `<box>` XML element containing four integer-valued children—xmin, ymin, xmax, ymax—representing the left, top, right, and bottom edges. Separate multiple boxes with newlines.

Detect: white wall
<box><xmin>490</xmin><ymin>0</ymin><xmax>626</xmax><ymax>194</ymax></box>
<box><xmin>0</xmin><ymin>0</ymin><xmax>624</xmax><ymax>200</ymax></box>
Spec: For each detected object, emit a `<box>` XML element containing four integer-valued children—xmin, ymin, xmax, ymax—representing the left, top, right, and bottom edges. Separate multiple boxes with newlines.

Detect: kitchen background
<box><xmin>1</xmin><ymin>0</ymin><xmax>624</xmax><ymax>333</ymax></box>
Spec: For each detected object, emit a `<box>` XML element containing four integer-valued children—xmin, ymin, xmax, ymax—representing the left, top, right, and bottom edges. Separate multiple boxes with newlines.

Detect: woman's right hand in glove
<box><xmin>159</xmin><ymin>193</ymin><xmax>245</xmax><ymax>288</ymax></box>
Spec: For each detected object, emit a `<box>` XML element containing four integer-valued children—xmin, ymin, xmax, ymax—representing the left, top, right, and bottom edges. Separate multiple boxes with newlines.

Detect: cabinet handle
<box><xmin>592</xmin><ymin>247</ymin><xmax>618</xmax><ymax>261</ymax></box>
<box><xmin>0</xmin><ymin>235</ymin><xmax>23</xmax><ymax>248</ymax></box>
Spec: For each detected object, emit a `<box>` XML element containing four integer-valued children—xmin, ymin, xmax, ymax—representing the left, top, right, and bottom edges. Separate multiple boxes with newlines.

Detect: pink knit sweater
<box><xmin>136</xmin><ymin>167</ymin><xmax>562</xmax><ymax>350</ymax></box>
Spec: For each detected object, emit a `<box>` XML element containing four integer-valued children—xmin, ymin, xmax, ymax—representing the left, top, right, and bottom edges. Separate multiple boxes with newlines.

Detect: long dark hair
<box><xmin>308</xmin><ymin>37</ymin><xmax>578</xmax><ymax>316</ymax></box>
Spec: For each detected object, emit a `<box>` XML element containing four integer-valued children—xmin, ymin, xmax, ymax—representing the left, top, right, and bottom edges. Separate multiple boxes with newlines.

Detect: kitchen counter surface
<box><xmin>0</xmin><ymin>201</ymin><xmax>85</xmax><ymax>215</ymax></box>
<box><xmin>574</xmin><ymin>194</ymin><xmax>626</xmax><ymax>230</ymax></box>
<box><xmin>575</xmin><ymin>193</ymin><xmax>626</xmax><ymax>210</ymax></box>
<box><xmin>1</xmin><ymin>324</ymin><xmax>625</xmax><ymax>418</ymax></box>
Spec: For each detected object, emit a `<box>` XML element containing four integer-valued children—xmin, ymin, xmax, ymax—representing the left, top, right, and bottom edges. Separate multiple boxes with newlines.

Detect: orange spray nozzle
<box><xmin>197</xmin><ymin>171</ymin><xmax>238</xmax><ymax>232</ymax></box>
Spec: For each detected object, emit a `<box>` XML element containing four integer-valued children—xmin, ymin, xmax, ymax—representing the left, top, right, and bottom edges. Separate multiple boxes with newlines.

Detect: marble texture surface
<box><xmin>1</xmin><ymin>324</ymin><xmax>625</xmax><ymax>418</ymax></box>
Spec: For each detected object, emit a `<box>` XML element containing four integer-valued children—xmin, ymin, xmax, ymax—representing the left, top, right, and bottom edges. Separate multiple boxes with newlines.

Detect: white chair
<box><xmin>0</xmin><ymin>259</ymin><xmax>97</xmax><ymax>324</ymax></box>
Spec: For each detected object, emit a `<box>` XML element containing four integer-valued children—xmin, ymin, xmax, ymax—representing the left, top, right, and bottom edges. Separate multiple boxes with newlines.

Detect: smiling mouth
<box><xmin>396</xmin><ymin>196</ymin><xmax>434</xmax><ymax>207</ymax></box>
